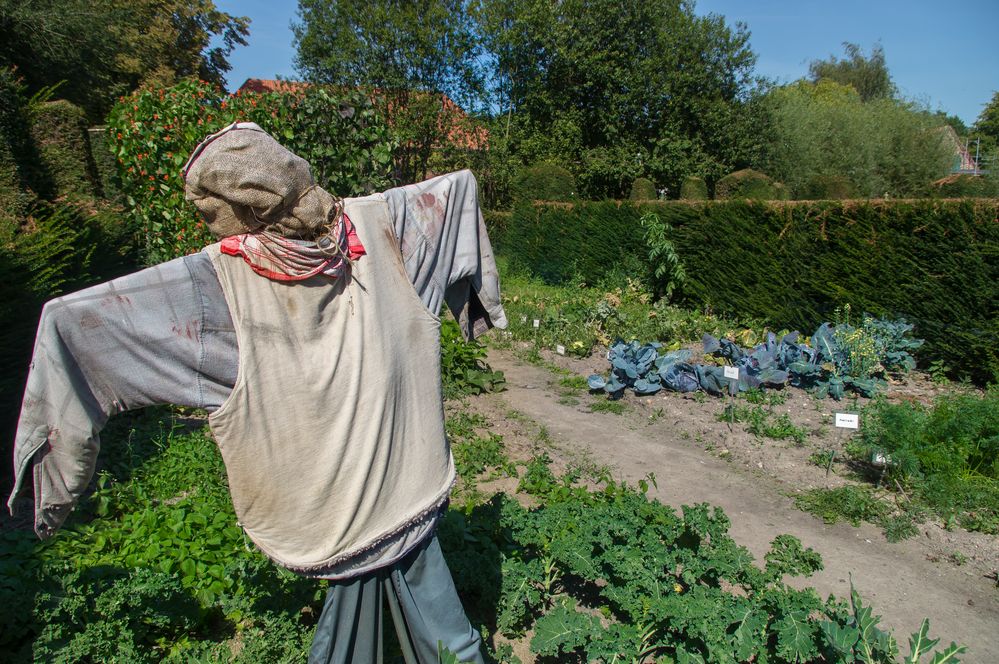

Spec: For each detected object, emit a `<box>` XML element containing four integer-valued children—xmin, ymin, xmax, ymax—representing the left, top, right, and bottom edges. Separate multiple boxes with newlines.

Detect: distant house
<box><xmin>235</xmin><ymin>79</ymin><xmax>488</xmax><ymax>151</ymax></box>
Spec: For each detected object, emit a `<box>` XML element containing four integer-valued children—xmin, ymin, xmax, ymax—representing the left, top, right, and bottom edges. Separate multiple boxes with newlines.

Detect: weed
<box><xmin>720</xmin><ymin>404</ymin><xmax>808</xmax><ymax>446</ymax></box>
<box><xmin>590</xmin><ymin>400</ymin><xmax>626</xmax><ymax>415</ymax></box>
<box><xmin>741</xmin><ymin>387</ymin><xmax>787</xmax><ymax>408</ymax></box>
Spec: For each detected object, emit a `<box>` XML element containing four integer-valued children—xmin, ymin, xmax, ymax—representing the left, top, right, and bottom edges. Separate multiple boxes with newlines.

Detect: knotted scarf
<box><xmin>219</xmin><ymin>212</ymin><xmax>365</xmax><ymax>281</ymax></box>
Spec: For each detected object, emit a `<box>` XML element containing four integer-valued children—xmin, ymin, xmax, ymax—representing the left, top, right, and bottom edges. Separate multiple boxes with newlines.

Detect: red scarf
<box><xmin>220</xmin><ymin>214</ymin><xmax>365</xmax><ymax>282</ymax></box>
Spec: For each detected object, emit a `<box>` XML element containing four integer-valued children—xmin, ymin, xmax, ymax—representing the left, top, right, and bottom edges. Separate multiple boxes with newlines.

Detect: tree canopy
<box><xmin>0</xmin><ymin>0</ymin><xmax>249</xmax><ymax>121</ymax></box>
<box><xmin>808</xmin><ymin>42</ymin><xmax>896</xmax><ymax>102</ymax></box>
<box><xmin>293</xmin><ymin>0</ymin><xmax>485</xmax><ymax>110</ymax></box>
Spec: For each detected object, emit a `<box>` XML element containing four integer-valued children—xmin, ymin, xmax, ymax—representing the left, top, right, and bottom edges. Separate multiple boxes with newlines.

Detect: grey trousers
<box><xmin>308</xmin><ymin>534</ymin><xmax>484</xmax><ymax>664</ymax></box>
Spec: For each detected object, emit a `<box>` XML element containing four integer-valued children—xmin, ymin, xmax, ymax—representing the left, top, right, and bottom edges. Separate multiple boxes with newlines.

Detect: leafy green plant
<box><xmin>721</xmin><ymin>404</ymin><xmax>808</xmax><ymax>446</ymax></box>
<box><xmin>440</xmin><ymin>318</ymin><xmax>506</xmax><ymax>398</ymax></box>
<box><xmin>641</xmin><ymin>210</ymin><xmax>687</xmax><ymax>301</ymax></box>
<box><xmin>852</xmin><ymin>389</ymin><xmax>999</xmax><ymax>534</ymax></box>
<box><xmin>107</xmin><ymin>79</ymin><xmax>396</xmax><ymax>264</ymax></box>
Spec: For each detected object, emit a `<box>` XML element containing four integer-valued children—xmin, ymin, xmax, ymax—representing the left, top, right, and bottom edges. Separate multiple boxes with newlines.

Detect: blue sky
<box><xmin>215</xmin><ymin>0</ymin><xmax>997</xmax><ymax>126</ymax></box>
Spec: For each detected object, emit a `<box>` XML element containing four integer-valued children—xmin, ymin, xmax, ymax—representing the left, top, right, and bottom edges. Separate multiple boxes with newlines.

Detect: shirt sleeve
<box><xmin>7</xmin><ymin>253</ymin><xmax>237</xmax><ymax>537</ymax></box>
<box><xmin>381</xmin><ymin>170</ymin><xmax>507</xmax><ymax>340</ymax></box>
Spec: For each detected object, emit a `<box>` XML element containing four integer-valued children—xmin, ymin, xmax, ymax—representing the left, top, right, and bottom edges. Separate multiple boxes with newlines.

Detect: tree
<box><xmin>0</xmin><ymin>0</ymin><xmax>249</xmax><ymax>121</ymax></box>
<box><xmin>293</xmin><ymin>0</ymin><xmax>486</xmax><ymax>182</ymax></box>
<box><xmin>808</xmin><ymin>42</ymin><xmax>896</xmax><ymax>102</ymax></box>
<box><xmin>971</xmin><ymin>91</ymin><xmax>999</xmax><ymax>152</ymax></box>
<box><xmin>760</xmin><ymin>80</ymin><xmax>951</xmax><ymax>198</ymax></box>
<box><xmin>477</xmin><ymin>0</ymin><xmax>760</xmax><ymax>197</ymax></box>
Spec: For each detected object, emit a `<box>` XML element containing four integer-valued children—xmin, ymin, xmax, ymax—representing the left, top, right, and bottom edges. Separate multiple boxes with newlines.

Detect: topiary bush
<box><xmin>0</xmin><ymin>67</ymin><xmax>39</xmax><ymax>221</ymax></box>
<box><xmin>510</xmin><ymin>162</ymin><xmax>576</xmax><ymax>205</ymax></box>
<box><xmin>30</xmin><ymin>100</ymin><xmax>99</xmax><ymax>200</ymax></box>
<box><xmin>629</xmin><ymin>177</ymin><xmax>657</xmax><ymax>201</ymax></box>
<box><xmin>803</xmin><ymin>174</ymin><xmax>853</xmax><ymax>200</ymax></box>
<box><xmin>714</xmin><ymin>168</ymin><xmax>786</xmax><ymax>200</ymax></box>
<box><xmin>679</xmin><ymin>175</ymin><xmax>708</xmax><ymax>200</ymax></box>
<box><xmin>107</xmin><ymin>79</ymin><xmax>396</xmax><ymax>264</ymax></box>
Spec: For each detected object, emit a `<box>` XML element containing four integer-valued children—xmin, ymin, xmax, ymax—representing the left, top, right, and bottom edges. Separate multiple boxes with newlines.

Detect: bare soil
<box><xmin>454</xmin><ymin>343</ymin><xmax>999</xmax><ymax>663</ymax></box>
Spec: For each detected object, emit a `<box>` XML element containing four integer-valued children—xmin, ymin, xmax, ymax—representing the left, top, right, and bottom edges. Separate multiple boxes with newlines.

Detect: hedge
<box><xmin>503</xmin><ymin>199</ymin><xmax>999</xmax><ymax>383</ymax></box>
<box><xmin>30</xmin><ymin>100</ymin><xmax>98</xmax><ymax>200</ymax></box>
<box><xmin>107</xmin><ymin>79</ymin><xmax>396</xmax><ymax>264</ymax></box>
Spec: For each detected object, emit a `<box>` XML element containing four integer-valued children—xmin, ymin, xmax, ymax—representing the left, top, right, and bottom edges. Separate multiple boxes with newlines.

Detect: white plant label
<box><xmin>533</xmin><ymin>319</ymin><xmax>540</xmax><ymax>329</ymax></box>
<box><xmin>723</xmin><ymin>366</ymin><xmax>739</xmax><ymax>380</ymax></box>
<box><xmin>835</xmin><ymin>413</ymin><xmax>859</xmax><ymax>429</ymax></box>
<box><xmin>556</xmin><ymin>345</ymin><xmax>566</xmax><ymax>355</ymax></box>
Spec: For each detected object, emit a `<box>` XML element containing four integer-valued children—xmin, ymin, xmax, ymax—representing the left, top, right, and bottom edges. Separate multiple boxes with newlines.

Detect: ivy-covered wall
<box><xmin>503</xmin><ymin>199</ymin><xmax>999</xmax><ymax>383</ymax></box>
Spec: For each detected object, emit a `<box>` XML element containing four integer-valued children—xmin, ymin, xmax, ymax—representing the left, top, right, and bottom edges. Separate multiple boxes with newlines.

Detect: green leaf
<box><xmin>774</xmin><ymin>610</ymin><xmax>818</xmax><ymax>662</ymax></box>
<box><xmin>529</xmin><ymin>601</ymin><xmax>602</xmax><ymax>657</ymax></box>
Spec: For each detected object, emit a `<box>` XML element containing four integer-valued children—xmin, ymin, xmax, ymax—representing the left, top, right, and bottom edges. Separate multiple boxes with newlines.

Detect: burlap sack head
<box><xmin>183</xmin><ymin>122</ymin><xmax>336</xmax><ymax>240</ymax></box>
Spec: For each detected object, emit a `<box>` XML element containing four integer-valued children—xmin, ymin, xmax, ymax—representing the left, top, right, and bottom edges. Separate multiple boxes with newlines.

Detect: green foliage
<box><xmin>680</xmin><ymin>175</ymin><xmax>709</xmax><ymax>200</ymax></box>
<box><xmin>804</xmin><ymin>174</ymin><xmax>854</xmax><ymax>200</ymax></box>
<box><xmin>931</xmin><ymin>174</ymin><xmax>999</xmax><ymax>198</ymax></box>
<box><xmin>106</xmin><ymin>79</ymin><xmax>395</xmax><ymax>264</ymax></box>
<box><xmin>794</xmin><ymin>486</ymin><xmax>922</xmax><ymax>543</ymax></box>
<box><xmin>714</xmin><ymin>168</ymin><xmax>787</xmax><ymax>200</ymax></box>
<box><xmin>808</xmin><ymin>42</ymin><xmax>897</xmax><ymax>102</ymax></box>
<box><xmin>511</xmin><ymin>162</ymin><xmax>576</xmax><ymax>204</ymax></box>
<box><xmin>29</xmin><ymin>100</ymin><xmax>98</xmax><ymax>200</ymax></box>
<box><xmin>499</xmin><ymin>262</ymin><xmax>748</xmax><ymax>359</ymax></box>
<box><xmin>503</xmin><ymin>199</ymin><xmax>999</xmax><ymax>384</ymax></box>
<box><xmin>761</xmin><ymin>81</ymin><xmax>952</xmax><ymax>198</ymax></box>
<box><xmin>721</xmin><ymin>404</ymin><xmax>808</xmax><ymax>446</ymax></box>
<box><xmin>0</xmin><ymin>0</ymin><xmax>249</xmax><ymax>122</ymax></box>
<box><xmin>971</xmin><ymin>91</ymin><xmax>999</xmax><ymax>151</ymax></box>
<box><xmin>629</xmin><ymin>176</ymin><xmax>657</xmax><ymax>201</ymax></box>
<box><xmin>293</xmin><ymin>0</ymin><xmax>485</xmax><ymax>183</ymax></box>
<box><xmin>478</xmin><ymin>0</ymin><xmax>759</xmax><ymax>199</ymax></box>
<box><xmin>851</xmin><ymin>390</ymin><xmax>999</xmax><ymax>534</ymax></box>
<box><xmin>446</xmin><ymin>412</ymin><xmax>516</xmax><ymax>485</ymax></box>
<box><xmin>440</xmin><ymin>318</ymin><xmax>506</xmax><ymax>399</ymax></box>
<box><xmin>641</xmin><ymin>211</ymin><xmax>687</xmax><ymax>300</ymax></box>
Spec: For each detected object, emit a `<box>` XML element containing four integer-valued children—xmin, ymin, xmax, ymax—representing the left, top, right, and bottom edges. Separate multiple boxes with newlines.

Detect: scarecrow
<box><xmin>8</xmin><ymin>122</ymin><xmax>507</xmax><ymax>663</ymax></box>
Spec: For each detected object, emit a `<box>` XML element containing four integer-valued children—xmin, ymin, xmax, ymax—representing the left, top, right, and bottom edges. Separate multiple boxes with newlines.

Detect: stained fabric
<box><xmin>8</xmin><ymin>171</ymin><xmax>505</xmax><ymax>578</ymax></box>
<box><xmin>219</xmin><ymin>213</ymin><xmax>365</xmax><ymax>282</ymax></box>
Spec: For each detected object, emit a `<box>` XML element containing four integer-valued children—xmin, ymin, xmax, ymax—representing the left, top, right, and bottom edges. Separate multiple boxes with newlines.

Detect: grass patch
<box><xmin>589</xmin><ymin>400</ymin><xmax>627</xmax><ymax>415</ymax></box>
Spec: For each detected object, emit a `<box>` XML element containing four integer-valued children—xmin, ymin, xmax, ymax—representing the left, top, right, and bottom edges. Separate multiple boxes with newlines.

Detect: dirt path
<box><xmin>479</xmin><ymin>347</ymin><xmax>999</xmax><ymax>663</ymax></box>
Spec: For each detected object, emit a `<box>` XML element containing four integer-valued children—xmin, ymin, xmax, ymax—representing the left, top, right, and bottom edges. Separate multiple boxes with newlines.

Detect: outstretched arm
<box><xmin>8</xmin><ymin>254</ymin><xmax>236</xmax><ymax>537</ymax></box>
<box><xmin>381</xmin><ymin>170</ymin><xmax>507</xmax><ymax>340</ymax></box>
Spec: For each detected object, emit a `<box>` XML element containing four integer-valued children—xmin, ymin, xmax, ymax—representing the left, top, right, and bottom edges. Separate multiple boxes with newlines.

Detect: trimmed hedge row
<box><xmin>503</xmin><ymin>199</ymin><xmax>999</xmax><ymax>383</ymax></box>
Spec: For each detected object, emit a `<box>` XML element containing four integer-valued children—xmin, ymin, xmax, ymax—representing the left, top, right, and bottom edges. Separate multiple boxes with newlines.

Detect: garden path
<box><xmin>481</xmin><ymin>347</ymin><xmax>999</xmax><ymax>663</ymax></box>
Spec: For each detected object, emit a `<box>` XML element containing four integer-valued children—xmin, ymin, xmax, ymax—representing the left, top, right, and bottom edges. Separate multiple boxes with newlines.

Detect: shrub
<box><xmin>503</xmin><ymin>199</ymin><xmax>999</xmax><ymax>384</ymax></box>
<box><xmin>679</xmin><ymin>175</ymin><xmax>708</xmax><ymax>200</ymax></box>
<box><xmin>29</xmin><ymin>100</ymin><xmax>98</xmax><ymax>200</ymax></box>
<box><xmin>931</xmin><ymin>173</ymin><xmax>999</xmax><ymax>198</ymax></box>
<box><xmin>510</xmin><ymin>162</ymin><xmax>576</xmax><ymax>205</ymax></box>
<box><xmin>803</xmin><ymin>174</ymin><xmax>853</xmax><ymax>199</ymax></box>
<box><xmin>714</xmin><ymin>168</ymin><xmax>786</xmax><ymax>200</ymax></box>
<box><xmin>107</xmin><ymin>79</ymin><xmax>395</xmax><ymax>264</ymax></box>
<box><xmin>628</xmin><ymin>177</ymin><xmax>657</xmax><ymax>201</ymax></box>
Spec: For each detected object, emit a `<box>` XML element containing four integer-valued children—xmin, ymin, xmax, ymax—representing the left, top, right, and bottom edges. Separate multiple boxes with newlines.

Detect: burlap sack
<box><xmin>183</xmin><ymin>122</ymin><xmax>336</xmax><ymax>240</ymax></box>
